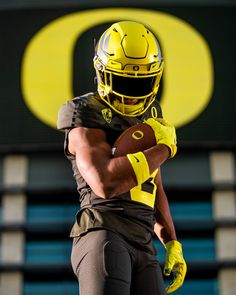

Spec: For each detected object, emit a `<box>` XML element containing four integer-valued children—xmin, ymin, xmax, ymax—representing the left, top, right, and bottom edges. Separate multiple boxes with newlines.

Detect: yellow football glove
<box><xmin>164</xmin><ymin>240</ymin><xmax>187</xmax><ymax>293</ymax></box>
<box><xmin>144</xmin><ymin>118</ymin><xmax>177</xmax><ymax>158</ymax></box>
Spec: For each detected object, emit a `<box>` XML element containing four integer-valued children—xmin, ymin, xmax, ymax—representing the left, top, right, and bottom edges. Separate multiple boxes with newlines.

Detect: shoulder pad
<box><xmin>57</xmin><ymin>97</ymin><xmax>82</xmax><ymax>130</ymax></box>
<box><xmin>57</xmin><ymin>92</ymin><xmax>112</xmax><ymax>130</ymax></box>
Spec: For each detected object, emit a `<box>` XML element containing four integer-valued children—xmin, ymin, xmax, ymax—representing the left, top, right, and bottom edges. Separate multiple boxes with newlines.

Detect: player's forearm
<box><xmin>75</xmin><ymin>146</ymin><xmax>137</xmax><ymax>198</ymax></box>
<box><xmin>76</xmin><ymin>145</ymin><xmax>169</xmax><ymax>199</ymax></box>
<box><xmin>71</xmin><ymin>134</ymin><xmax>169</xmax><ymax>199</ymax></box>
<box><xmin>154</xmin><ymin>175</ymin><xmax>177</xmax><ymax>245</ymax></box>
<box><xmin>109</xmin><ymin>148</ymin><xmax>170</xmax><ymax>197</ymax></box>
<box><xmin>154</xmin><ymin>202</ymin><xmax>177</xmax><ymax>245</ymax></box>
<box><xmin>143</xmin><ymin>144</ymin><xmax>170</xmax><ymax>174</ymax></box>
<box><xmin>154</xmin><ymin>221</ymin><xmax>177</xmax><ymax>246</ymax></box>
<box><xmin>69</xmin><ymin>127</ymin><xmax>170</xmax><ymax>198</ymax></box>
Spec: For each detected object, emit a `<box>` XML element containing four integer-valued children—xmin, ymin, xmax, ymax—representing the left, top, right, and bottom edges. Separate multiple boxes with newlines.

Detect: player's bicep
<box><xmin>67</xmin><ymin>127</ymin><xmax>138</xmax><ymax>198</ymax></box>
<box><xmin>68</xmin><ymin>127</ymin><xmax>114</xmax><ymax>193</ymax></box>
<box><xmin>68</xmin><ymin>127</ymin><xmax>109</xmax><ymax>155</ymax></box>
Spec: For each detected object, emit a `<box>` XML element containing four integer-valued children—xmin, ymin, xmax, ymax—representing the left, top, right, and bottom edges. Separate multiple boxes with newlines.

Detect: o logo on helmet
<box><xmin>132</xmin><ymin>130</ymin><xmax>144</xmax><ymax>140</ymax></box>
<box><xmin>21</xmin><ymin>8</ymin><xmax>213</xmax><ymax>129</ymax></box>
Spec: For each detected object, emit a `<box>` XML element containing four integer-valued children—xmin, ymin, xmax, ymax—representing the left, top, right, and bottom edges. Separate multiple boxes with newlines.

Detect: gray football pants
<box><xmin>71</xmin><ymin>229</ymin><xmax>166</xmax><ymax>295</ymax></box>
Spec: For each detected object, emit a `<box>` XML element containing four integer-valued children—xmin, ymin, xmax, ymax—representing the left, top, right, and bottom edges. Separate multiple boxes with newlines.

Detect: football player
<box><xmin>58</xmin><ymin>21</ymin><xmax>186</xmax><ymax>295</ymax></box>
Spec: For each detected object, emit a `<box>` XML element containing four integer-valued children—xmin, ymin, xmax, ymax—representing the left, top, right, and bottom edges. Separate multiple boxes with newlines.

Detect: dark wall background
<box><xmin>0</xmin><ymin>1</ymin><xmax>235</xmax><ymax>149</ymax></box>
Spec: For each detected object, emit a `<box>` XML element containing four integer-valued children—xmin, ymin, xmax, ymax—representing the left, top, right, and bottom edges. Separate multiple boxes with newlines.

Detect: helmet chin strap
<box><xmin>112</xmin><ymin>99</ymin><xmax>144</xmax><ymax>115</ymax></box>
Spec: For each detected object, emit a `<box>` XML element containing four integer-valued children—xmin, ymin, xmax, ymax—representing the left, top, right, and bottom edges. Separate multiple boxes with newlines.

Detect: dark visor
<box><xmin>112</xmin><ymin>74</ymin><xmax>155</xmax><ymax>97</ymax></box>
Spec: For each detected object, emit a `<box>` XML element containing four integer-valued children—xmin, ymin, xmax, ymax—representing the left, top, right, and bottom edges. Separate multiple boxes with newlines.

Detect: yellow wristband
<box><xmin>127</xmin><ymin>152</ymin><xmax>150</xmax><ymax>185</ymax></box>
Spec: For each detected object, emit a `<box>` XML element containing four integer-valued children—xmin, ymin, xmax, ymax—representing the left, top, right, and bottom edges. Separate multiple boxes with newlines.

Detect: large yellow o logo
<box><xmin>21</xmin><ymin>8</ymin><xmax>213</xmax><ymax>129</ymax></box>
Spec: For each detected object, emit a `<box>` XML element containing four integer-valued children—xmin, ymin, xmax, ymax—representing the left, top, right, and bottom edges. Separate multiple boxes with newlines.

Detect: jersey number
<box><xmin>130</xmin><ymin>169</ymin><xmax>158</xmax><ymax>208</ymax></box>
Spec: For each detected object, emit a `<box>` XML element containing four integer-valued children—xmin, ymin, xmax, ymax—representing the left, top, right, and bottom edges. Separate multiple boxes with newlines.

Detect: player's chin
<box><xmin>110</xmin><ymin>94</ymin><xmax>139</xmax><ymax>105</ymax></box>
<box><xmin>124</xmin><ymin>98</ymin><xmax>139</xmax><ymax>105</ymax></box>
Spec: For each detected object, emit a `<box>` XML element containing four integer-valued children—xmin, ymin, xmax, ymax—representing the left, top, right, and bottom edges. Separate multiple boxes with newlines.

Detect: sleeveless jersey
<box><xmin>57</xmin><ymin>92</ymin><xmax>163</xmax><ymax>254</ymax></box>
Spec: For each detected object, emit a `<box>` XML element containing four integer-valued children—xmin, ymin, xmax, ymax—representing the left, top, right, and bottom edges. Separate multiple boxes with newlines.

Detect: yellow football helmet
<box><xmin>93</xmin><ymin>21</ymin><xmax>164</xmax><ymax>117</ymax></box>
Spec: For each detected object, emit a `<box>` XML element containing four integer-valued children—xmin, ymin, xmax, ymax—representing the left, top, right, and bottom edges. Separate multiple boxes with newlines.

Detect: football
<box><xmin>112</xmin><ymin>123</ymin><xmax>156</xmax><ymax>157</ymax></box>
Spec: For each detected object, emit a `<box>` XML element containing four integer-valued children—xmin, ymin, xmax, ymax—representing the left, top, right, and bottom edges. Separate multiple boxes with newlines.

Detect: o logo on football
<box><xmin>132</xmin><ymin>130</ymin><xmax>144</xmax><ymax>140</ymax></box>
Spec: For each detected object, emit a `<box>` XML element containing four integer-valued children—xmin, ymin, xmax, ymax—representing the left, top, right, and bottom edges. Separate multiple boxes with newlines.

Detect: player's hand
<box><xmin>164</xmin><ymin>240</ymin><xmax>187</xmax><ymax>293</ymax></box>
<box><xmin>144</xmin><ymin>118</ymin><xmax>177</xmax><ymax>158</ymax></box>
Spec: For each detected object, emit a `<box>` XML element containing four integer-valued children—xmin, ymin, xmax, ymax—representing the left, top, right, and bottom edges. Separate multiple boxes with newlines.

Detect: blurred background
<box><xmin>0</xmin><ymin>0</ymin><xmax>235</xmax><ymax>294</ymax></box>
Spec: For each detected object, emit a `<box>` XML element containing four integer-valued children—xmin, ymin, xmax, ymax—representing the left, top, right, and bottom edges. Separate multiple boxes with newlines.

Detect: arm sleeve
<box><xmin>57</xmin><ymin>98</ymin><xmax>82</xmax><ymax>130</ymax></box>
<box><xmin>57</xmin><ymin>97</ymin><xmax>84</xmax><ymax>157</ymax></box>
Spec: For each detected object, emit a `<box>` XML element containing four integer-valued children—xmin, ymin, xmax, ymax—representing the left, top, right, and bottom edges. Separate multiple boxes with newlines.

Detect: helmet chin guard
<box><xmin>93</xmin><ymin>21</ymin><xmax>164</xmax><ymax>117</ymax></box>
